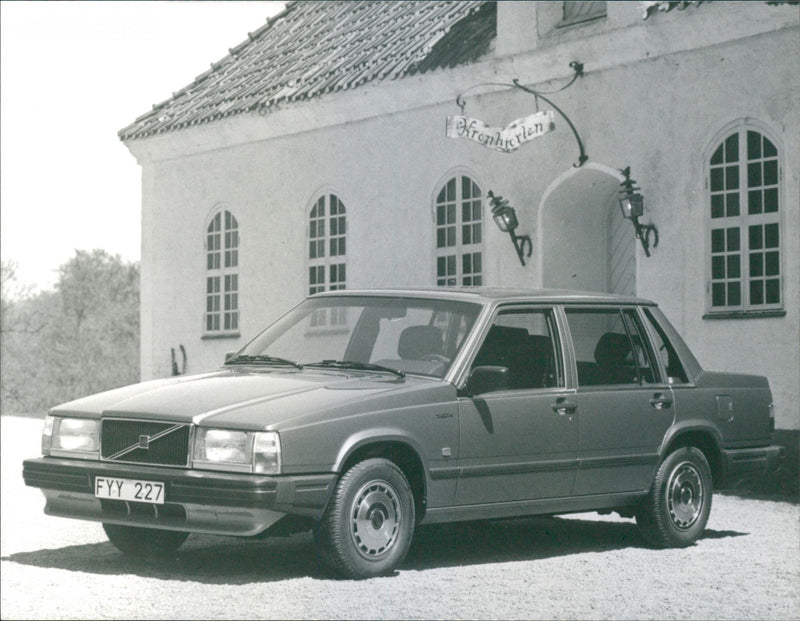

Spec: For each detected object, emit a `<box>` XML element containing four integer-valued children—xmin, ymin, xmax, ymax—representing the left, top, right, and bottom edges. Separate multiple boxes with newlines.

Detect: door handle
<box><xmin>552</xmin><ymin>397</ymin><xmax>577</xmax><ymax>416</ymax></box>
<box><xmin>649</xmin><ymin>393</ymin><xmax>673</xmax><ymax>410</ymax></box>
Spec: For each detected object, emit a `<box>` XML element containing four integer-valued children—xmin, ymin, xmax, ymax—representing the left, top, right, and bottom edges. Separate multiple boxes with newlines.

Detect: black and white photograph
<box><xmin>1</xmin><ymin>1</ymin><xmax>798</xmax><ymax>619</ymax></box>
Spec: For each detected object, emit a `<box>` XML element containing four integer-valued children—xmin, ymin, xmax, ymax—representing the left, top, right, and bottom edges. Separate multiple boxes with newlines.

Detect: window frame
<box><xmin>704</xmin><ymin>120</ymin><xmax>785</xmax><ymax>319</ymax></box>
<box><xmin>203</xmin><ymin>208</ymin><xmax>240</xmax><ymax>338</ymax></box>
<box><xmin>434</xmin><ymin>172</ymin><xmax>484</xmax><ymax>288</ymax></box>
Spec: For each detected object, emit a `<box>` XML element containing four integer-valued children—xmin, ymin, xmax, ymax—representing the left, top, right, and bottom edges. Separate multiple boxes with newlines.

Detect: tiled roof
<box><xmin>119</xmin><ymin>1</ymin><xmax>495</xmax><ymax>141</ymax></box>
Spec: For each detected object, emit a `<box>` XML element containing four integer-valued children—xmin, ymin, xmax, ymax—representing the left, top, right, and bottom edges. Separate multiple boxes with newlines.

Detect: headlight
<box><xmin>193</xmin><ymin>428</ymin><xmax>281</xmax><ymax>474</ymax></box>
<box><xmin>195</xmin><ymin>429</ymin><xmax>249</xmax><ymax>464</ymax></box>
<box><xmin>44</xmin><ymin>416</ymin><xmax>100</xmax><ymax>459</ymax></box>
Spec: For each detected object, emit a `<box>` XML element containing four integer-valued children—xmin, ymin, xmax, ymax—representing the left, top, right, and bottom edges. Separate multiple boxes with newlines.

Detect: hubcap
<box><xmin>667</xmin><ymin>461</ymin><xmax>704</xmax><ymax>530</ymax></box>
<box><xmin>350</xmin><ymin>479</ymin><xmax>401</xmax><ymax>560</ymax></box>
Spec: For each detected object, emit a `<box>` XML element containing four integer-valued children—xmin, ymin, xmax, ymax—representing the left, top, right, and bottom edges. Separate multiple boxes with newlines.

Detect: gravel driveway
<box><xmin>2</xmin><ymin>415</ymin><xmax>798</xmax><ymax>620</ymax></box>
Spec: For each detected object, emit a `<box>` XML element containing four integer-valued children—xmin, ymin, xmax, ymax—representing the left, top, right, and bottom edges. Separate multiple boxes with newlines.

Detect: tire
<box><xmin>103</xmin><ymin>523</ymin><xmax>189</xmax><ymax>558</ymax></box>
<box><xmin>636</xmin><ymin>446</ymin><xmax>713</xmax><ymax>548</ymax></box>
<box><xmin>315</xmin><ymin>458</ymin><xmax>415</xmax><ymax>579</ymax></box>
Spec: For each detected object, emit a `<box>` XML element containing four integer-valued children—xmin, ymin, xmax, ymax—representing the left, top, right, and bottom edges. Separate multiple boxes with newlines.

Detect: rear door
<box><xmin>454</xmin><ymin>305</ymin><xmax>578</xmax><ymax>505</ymax></box>
<box><xmin>565</xmin><ymin>306</ymin><xmax>674</xmax><ymax>495</ymax></box>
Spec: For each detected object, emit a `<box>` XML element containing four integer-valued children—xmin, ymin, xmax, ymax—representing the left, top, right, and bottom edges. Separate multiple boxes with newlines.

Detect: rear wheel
<box><xmin>636</xmin><ymin>446</ymin><xmax>712</xmax><ymax>548</ymax></box>
<box><xmin>103</xmin><ymin>523</ymin><xmax>189</xmax><ymax>558</ymax></box>
<box><xmin>315</xmin><ymin>458</ymin><xmax>415</xmax><ymax>579</ymax></box>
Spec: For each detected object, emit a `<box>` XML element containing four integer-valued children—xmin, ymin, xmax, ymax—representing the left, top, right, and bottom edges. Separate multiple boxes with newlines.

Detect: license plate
<box><xmin>94</xmin><ymin>476</ymin><xmax>165</xmax><ymax>505</ymax></box>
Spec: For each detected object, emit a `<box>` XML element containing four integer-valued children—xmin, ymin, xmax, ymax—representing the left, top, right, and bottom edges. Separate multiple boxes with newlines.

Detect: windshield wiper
<box><xmin>225</xmin><ymin>354</ymin><xmax>303</xmax><ymax>370</ymax></box>
<box><xmin>303</xmin><ymin>360</ymin><xmax>405</xmax><ymax>378</ymax></box>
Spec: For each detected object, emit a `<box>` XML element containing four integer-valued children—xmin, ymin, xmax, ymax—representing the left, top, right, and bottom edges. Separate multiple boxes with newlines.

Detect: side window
<box><xmin>565</xmin><ymin>308</ymin><xmax>658</xmax><ymax>387</ymax></box>
<box><xmin>471</xmin><ymin>308</ymin><xmax>562</xmax><ymax>389</ymax></box>
<box><xmin>642</xmin><ymin>308</ymin><xmax>689</xmax><ymax>384</ymax></box>
<box><xmin>205</xmin><ymin>209</ymin><xmax>239</xmax><ymax>334</ymax></box>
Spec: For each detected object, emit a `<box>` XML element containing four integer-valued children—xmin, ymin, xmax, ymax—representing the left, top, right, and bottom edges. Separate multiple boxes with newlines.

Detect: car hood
<box><xmin>50</xmin><ymin>368</ymin><xmax>445</xmax><ymax>430</ymax></box>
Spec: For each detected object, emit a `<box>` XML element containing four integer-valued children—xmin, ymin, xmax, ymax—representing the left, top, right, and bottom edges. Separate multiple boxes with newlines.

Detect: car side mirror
<box><xmin>225</xmin><ymin>352</ymin><xmax>236</xmax><ymax>362</ymax></box>
<box><xmin>466</xmin><ymin>366</ymin><xmax>510</xmax><ymax>396</ymax></box>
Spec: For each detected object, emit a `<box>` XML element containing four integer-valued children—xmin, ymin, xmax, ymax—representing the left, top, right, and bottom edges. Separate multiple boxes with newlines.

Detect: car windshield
<box><xmin>229</xmin><ymin>295</ymin><xmax>482</xmax><ymax>379</ymax></box>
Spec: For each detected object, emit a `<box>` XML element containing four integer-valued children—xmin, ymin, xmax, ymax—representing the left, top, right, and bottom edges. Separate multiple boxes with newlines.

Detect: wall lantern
<box><xmin>618</xmin><ymin>167</ymin><xmax>658</xmax><ymax>257</ymax></box>
<box><xmin>488</xmin><ymin>191</ymin><xmax>532</xmax><ymax>266</ymax></box>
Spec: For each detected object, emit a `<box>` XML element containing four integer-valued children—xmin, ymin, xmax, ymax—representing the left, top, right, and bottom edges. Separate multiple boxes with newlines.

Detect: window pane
<box><xmin>725</xmin><ymin>165</ymin><xmax>739</xmax><ymax>191</ymax></box>
<box><xmin>765</xmin><ymin>251</ymin><xmax>779</xmax><ymax>276</ymax></box>
<box><xmin>750</xmin><ymin>280</ymin><xmax>764</xmax><ymax>305</ymax></box>
<box><xmin>727</xmin><ymin>255</ymin><xmax>740</xmax><ymax>278</ymax></box>
<box><xmin>726</xmin><ymin>193</ymin><xmax>739</xmax><ymax>217</ymax></box>
<box><xmin>710</xmin><ymin>195</ymin><xmax>724</xmax><ymax>218</ymax></box>
<box><xmin>728</xmin><ymin>282</ymin><xmax>741</xmax><ymax>306</ymax></box>
<box><xmin>765</xmin><ymin>223</ymin><xmax>779</xmax><ymax>248</ymax></box>
<box><xmin>710</xmin><ymin>144</ymin><xmax>723</xmax><ymax>165</ymax></box>
<box><xmin>764</xmin><ymin>188</ymin><xmax>778</xmax><ymax>213</ymax></box>
<box><xmin>748</xmin><ymin>190</ymin><xmax>762</xmax><ymax>215</ymax></box>
<box><xmin>763</xmin><ymin>137</ymin><xmax>777</xmax><ymax>157</ymax></box>
<box><xmin>766</xmin><ymin>279</ymin><xmax>780</xmax><ymax>304</ymax></box>
<box><xmin>749</xmin><ymin>225</ymin><xmax>763</xmax><ymax>250</ymax></box>
<box><xmin>710</xmin><ymin>168</ymin><xmax>723</xmax><ymax>192</ymax></box>
<box><xmin>747</xmin><ymin>130</ymin><xmax>761</xmax><ymax>160</ymax></box>
<box><xmin>750</xmin><ymin>252</ymin><xmax>763</xmax><ymax>277</ymax></box>
<box><xmin>726</xmin><ymin>228</ymin><xmax>740</xmax><ymax>252</ymax></box>
<box><xmin>764</xmin><ymin>160</ymin><xmax>778</xmax><ymax>186</ymax></box>
<box><xmin>712</xmin><ymin>256</ymin><xmax>725</xmax><ymax>279</ymax></box>
<box><xmin>712</xmin><ymin>283</ymin><xmax>726</xmax><ymax>307</ymax></box>
<box><xmin>724</xmin><ymin>133</ymin><xmax>739</xmax><ymax>162</ymax></box>
<box><xmin>748</xmin><ymin>162</ymin><xmax>761</xmax><ymax>187</ymax></box>
<box><xmin>711</xmin><ymin>229</ymin><xmax>725</xmax><ymax>253</ymax></box>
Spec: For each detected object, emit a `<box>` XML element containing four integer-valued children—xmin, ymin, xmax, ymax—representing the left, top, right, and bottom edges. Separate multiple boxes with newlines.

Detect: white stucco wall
<box><xmin>125</xmin><ymin>1</ymin><xmax>799</xmax><ymax>429</ymax></box>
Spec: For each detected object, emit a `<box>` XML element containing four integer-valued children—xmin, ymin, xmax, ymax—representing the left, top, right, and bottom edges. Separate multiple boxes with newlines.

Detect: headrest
<box><xmin>594</xmin><ymin>332</ymin><xmax>631</xmax><ymax>366</ymax></box>
<box><xmin>398</xmin><ymin>326</ymin><xmax>443</xmax><ymax>360</ymax></box>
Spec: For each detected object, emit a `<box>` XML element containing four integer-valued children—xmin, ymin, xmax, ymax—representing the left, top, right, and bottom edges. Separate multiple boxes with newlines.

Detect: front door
<box><xmin>565</xmin><ymin>307</ymin><xmax>674</xmax><ymax>495</ymax></box>
<box><xmin>455</xmin><ymin>306</ymin><xmax>578</xmax><ymax>505</ymax></box>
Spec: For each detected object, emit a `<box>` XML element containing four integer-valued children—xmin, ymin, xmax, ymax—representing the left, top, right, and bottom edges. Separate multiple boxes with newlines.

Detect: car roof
<box><xmin>311</xmin><ymin>287</ymin><xmax>656</xmax><ymax>306</ymax></box>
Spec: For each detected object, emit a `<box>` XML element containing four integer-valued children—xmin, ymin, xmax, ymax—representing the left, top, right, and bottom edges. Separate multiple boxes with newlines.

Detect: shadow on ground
<box><xmin>3</xmin><ymin>515</ymin><xmax>746</xmax><ymax>585</ymax></box>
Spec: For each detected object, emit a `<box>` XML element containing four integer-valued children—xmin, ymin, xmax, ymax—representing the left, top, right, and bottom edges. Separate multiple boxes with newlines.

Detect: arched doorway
<box><xmin>537</xmin><ymin>163</ymin><xmax>635</xmax><ymax>295</ymax></box>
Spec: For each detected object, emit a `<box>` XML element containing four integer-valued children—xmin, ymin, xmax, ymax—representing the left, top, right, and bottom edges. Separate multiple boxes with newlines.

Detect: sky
<box><xmin>1</xmin><ymin>0</ymin><xmax>286</xmax><ymax>293</ymax></box>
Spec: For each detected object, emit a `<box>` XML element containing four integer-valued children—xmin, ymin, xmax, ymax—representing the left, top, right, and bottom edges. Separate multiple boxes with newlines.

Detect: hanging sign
<box><xmin>445</xmin><ymin>110</ymin><xmax>555</xmax><ymax>153</ymax></box>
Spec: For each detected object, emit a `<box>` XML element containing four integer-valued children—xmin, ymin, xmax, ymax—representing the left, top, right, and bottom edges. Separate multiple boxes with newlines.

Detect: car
<box><xmin>23</xmin><ymin>288</ymin><xmax>784</xmax><ymax>578</ymax></box>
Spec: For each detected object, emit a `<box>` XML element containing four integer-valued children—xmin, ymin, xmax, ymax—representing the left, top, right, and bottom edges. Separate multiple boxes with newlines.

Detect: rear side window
<box><xmin>642</xmin><ymin>308</ymin><xmax>689</xmax><ymax>384</ymax></box>
<box><xmin>566</xmin><ymin>308</ymin><xmax>660</xmax><ymax>387</ymax></box>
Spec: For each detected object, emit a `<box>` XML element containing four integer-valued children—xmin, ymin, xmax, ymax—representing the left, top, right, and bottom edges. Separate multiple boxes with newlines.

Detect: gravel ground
<box><xmin>2</xmin><ymin>415</ymin><xmax>798</xmax><ymax>620</ymax></box>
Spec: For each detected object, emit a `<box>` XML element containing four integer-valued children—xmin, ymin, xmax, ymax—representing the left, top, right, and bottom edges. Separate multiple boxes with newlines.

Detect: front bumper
<box><xmin>720</xmin><ymin>444</ymin><xmax>785</xmax><ymax>487</ymax></box>
<box><xmin>23</xmin><ymin>457</ymin><xmax>335</xmax><ymax>536</ymax></box>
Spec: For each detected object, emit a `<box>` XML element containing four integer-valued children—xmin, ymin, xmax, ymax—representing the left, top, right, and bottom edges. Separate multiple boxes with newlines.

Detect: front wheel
<box><xmin>636</xmin><ymin>446</ymin><xmax>712</xmax><ymax>548</ymax></box>
<box><xmin>103</xmin><ymin>523</ymin><xmax>189</xmax><ymax>558</ymax></box>
<box><xmin>315</xmin><ymin>458</ymin><xmax>415</xmax><ymax>579</ymax></box>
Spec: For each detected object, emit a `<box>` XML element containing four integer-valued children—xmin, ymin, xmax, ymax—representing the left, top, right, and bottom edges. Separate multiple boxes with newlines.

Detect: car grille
<box><xmin>101</xmin><ymin>419</ymin><xmax>191</xmax><ymax>467</ymax></box>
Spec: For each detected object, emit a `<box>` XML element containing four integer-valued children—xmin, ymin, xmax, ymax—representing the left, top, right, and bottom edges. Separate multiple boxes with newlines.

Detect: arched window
<box><xmin>435</xmin><ymin>174</ymin><xmax>483</xmax><ymax>287</ymax></box>
<box><xmin>308</xmin><ymin>193</ymin><xmax>346</xmax><ymax>295</ymax></box>
<box><xmin>205</xmin><ymin>209</ymin><xmax>239</xmax><ymax>334</ymax></box>
<box><xmin>707</xmin><ymin>123</ymin><xmax>782</xmax><ymax>314</ymax></box>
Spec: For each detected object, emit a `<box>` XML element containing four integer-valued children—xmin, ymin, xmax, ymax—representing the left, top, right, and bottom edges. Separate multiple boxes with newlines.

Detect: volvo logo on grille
<box><xmin>138</xmin><ymin>435</ymin><xmax>150</xmax><ymax>450</ymax></box>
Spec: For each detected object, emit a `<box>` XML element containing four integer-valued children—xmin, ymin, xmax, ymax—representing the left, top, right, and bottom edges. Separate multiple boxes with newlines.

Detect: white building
<box><xmin>120</xmin><ymin>1</ymin><xmax>799</xmax><ymax>432</ymax></box>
